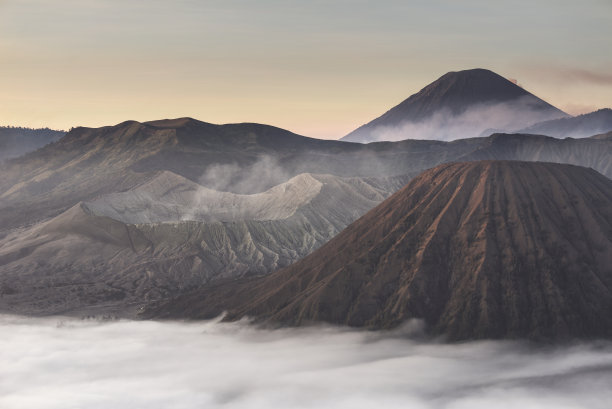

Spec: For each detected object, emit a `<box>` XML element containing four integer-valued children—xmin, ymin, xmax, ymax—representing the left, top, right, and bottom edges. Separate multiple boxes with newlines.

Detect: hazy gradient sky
<box><xmin>1</xmin><ymin>0</ymin><xmax>611</xmax><ymax>138</ymax></box>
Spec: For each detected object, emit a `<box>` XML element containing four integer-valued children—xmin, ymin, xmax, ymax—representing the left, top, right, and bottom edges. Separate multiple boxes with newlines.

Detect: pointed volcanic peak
<box><xmin>342</xmin><ymin>68</ymin><xmax>568</xmax><ymax>143</ymax></box>
<box><xmin>147</xmin><ymin>161</ymin><xmax>612</xmax><ymax>341</ymax></box>
<box><xmin>519</xmin><ymin>108</ymin><xmax>612</xmax><ymax>139</ymax></box>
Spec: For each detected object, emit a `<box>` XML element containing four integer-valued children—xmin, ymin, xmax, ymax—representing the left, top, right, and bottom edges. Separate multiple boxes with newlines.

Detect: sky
<box><xmin>1</xmin><ymin>0</ymin><xmax>611</xmax><ymax>139</ymax></box>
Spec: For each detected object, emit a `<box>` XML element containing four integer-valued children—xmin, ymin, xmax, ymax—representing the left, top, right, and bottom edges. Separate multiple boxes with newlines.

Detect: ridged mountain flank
<box><xmin>342</xmin><ymin>69</ymin><xmax>568</xmax><ymax>142</ymax></box>
<box><xmin>146</xmin><ymin>161</ymin><xmax>612</xmax><ymax>341</ymax></box>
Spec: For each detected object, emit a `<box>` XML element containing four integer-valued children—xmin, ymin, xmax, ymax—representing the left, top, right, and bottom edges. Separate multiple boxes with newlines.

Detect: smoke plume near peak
<box><xmin>507</xmin><ymin>78</ymin><xmax>522</xmax><ymax>87</ymax></box>
<box><xmin>1</xmin><ymin>315</ymin><xmax>612</xmax><ymax>409</ymax></box>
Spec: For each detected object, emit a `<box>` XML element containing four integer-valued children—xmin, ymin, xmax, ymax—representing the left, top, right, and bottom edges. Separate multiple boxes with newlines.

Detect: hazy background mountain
<box><xmin>147</xmin><ymin>161</ymin><xmax>612</xmax><ymax>341</ymax></box>
<box><xmin>457</xmin><ymin>133</ymin><xmax>612</xmax><ymax>177</ymax></box>
<box><xmin>518</xmin><ymin>108</ymin><xmax>612</xmax><ymax>138</ymax></box>
<box><xmin>342</xmin><ymin>69</ymin><xmax>568</xmax><ymax>143</ymax></box>
<box><xmin>0</xmin><ymin>126</ymin><xmax>65</xmax><ymax>161</ymax></box>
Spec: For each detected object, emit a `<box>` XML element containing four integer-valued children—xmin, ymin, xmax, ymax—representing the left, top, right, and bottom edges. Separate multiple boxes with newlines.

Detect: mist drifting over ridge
<box><xmin>359</xmin><ymin>97</ymin><xmax>566</xmax><ymax>142</ymax></box>
<box><xmin>2</xmin><ymin>315</ymin><xmax>612</xmax><ymax>409</ymax></box>
<box><xmin>198</xmin><ymin>154</ymin><xmax>293</xmax><ymax>194</ymax></box>
<box><xmin>342</xmin><ymin>69</ymin><xmax>568</xmax><ymax>143</ymax></box>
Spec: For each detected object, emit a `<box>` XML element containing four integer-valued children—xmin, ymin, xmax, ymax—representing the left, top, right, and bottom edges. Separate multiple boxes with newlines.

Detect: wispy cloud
<box><xmin>557</xmin><ymin>68</ymin><xmax>612</xmax><ymax>85</ymax></box>
<box><xmin>198</xmin><ymin>154</ymin><xmax>291</xmax><ymax>194</ymax></box>
<box><xmin>526</xmin><ymin>65</ymin><xmax>612</xmax><ymax>86</ymax></box>
<box><xmin>2</xmin><ymin>315</ymin><xmax>612</xmax><ymax>409</ymax></box>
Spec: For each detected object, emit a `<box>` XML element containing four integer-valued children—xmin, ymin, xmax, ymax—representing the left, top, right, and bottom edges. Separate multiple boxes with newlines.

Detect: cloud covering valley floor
<box><xmin>1</xmin><ymin>315</ymin><xmax>611</xmax><ymax>409</ymax></box>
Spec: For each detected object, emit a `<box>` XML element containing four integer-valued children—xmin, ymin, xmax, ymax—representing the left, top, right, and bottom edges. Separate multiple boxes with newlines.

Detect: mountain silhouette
<box><xmin>342</xmin><ymin>68</ymin><xmax>567</xmax><ymax>142</ymax></box>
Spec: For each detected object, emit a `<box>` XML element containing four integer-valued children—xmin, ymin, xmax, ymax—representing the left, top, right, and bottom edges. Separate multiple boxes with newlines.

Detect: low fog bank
<box><xmin>1</xmin><ymin>315</ymin><xmax>611</xmax><ymax>409</ymax></box>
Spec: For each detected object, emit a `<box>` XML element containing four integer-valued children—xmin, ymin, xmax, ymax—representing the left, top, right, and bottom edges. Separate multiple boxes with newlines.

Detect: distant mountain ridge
<box><xmin>1</xmin><ymin>118</ymin><xmax>611</xmax><ymax>232</ymax></box>
<box><xmin>591</xmin><ymin>130</ymin><xmax>612</xmax><ymax>140</ymax></box>
<box><xmin>0</xmin><ymin>126</ymin><xmax>65</xmax><ymax>161</ymax></box>
<box><xmin>518</xmin><ymin>108</ymin><xmax>612</xmax><ymax>138</ymax></box>
<box><xmin>146</xmin><ymin>161</ymin><xmax>612</xmax><ymax>341</ymax></box>
<box><xmin>342</xmin><ymin>68</ymin><xmax>568</xmax><ymax>142</ymax></box>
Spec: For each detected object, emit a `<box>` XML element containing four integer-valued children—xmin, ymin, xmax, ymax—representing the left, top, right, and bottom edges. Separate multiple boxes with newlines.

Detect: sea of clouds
<box><xmin>1</xmin><ymin>314</ymin><xmax>612</xmax><ymax>409</ymax></box>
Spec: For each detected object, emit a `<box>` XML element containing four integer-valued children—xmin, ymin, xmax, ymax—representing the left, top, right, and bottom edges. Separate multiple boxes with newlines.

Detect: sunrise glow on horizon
<box><xmin>1</xmin><ymin>0</ymin><xmax>611</xmax><ymax>139</ymax></box>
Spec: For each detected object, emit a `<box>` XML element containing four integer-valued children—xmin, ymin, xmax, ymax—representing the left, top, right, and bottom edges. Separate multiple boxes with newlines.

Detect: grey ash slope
<box><xmin>82</xmin><ymin>171</ymin><xmax>325</xmax><ymax>224</ymax></box>
<box><xmin>146</xmin><ymin>161</ymin><xmax>612</xmax><ymax>341</ymax></box>
<box><xmin>0</xmin><ymin>170</ymin><xmax>410</xmax><ymax>315</ymax></box>
<box><xmin>342</xmin><ymin>68</ymin><xmax>567</xmax><ymax>142</ymax></box>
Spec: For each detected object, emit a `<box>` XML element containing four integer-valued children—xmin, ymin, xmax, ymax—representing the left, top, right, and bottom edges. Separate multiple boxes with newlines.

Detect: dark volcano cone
<box><xmin>342</xmin><ymin>69</ymin><xmax>567</xmax><ymax>142</ymax></box>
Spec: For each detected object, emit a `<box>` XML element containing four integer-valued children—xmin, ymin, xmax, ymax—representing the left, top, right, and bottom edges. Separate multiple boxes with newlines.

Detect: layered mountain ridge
<box><xmin>1</xmin><ymin>102</ymin><xmax>611</xmax><ymax>320</ymax></box>
<box><xmin>146</xmin><ymin>161</ymin><xmax>612</xmax><ymax>341</ymax></box>
<box><xmin>2</xmin><ymin>117</ymin><xmax>611</xmax><ymax>232</ymax></box>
